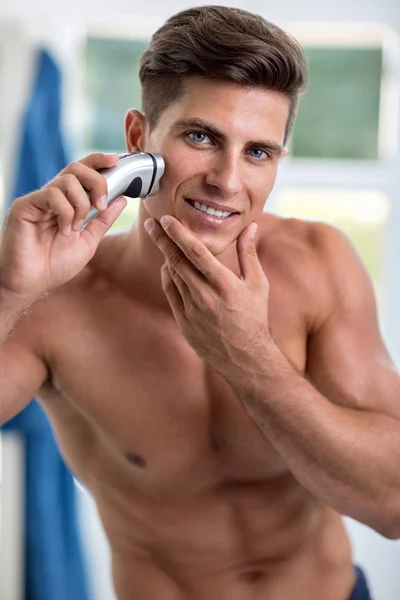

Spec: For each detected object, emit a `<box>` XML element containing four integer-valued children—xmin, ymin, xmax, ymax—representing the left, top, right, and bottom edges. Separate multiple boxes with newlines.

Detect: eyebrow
<box><xmin>169</xmin><ymin>117</ymin><xmax>285</xmax><ymax>155</ymax></box>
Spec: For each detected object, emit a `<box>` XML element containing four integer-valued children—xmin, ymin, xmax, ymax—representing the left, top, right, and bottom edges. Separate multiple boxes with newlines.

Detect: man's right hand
<box><xmin>0</xmin><ymin>153</ymin><xmax>127</xmax><ymax>299</ymax></box>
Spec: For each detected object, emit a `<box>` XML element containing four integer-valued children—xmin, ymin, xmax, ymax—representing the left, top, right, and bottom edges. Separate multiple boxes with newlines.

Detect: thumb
<box><xmin>81</xmin><ymin>195</ymin><xmax>128</xmax><ymax>243</ymax></box>
<box><xmin>237</xmin><ymin>222</ymin><xmax>261</xmax><ymax>281</ymax></box>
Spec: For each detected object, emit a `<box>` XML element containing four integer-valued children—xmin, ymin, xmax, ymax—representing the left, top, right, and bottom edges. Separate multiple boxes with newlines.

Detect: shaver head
<box><xmin>82</xmin><ymin>151</ymin><xmax>165</xmax><ymax>227</ymax></box>
<box><xmin>104</xmin><ymin>152</ymin><xmax>165</xmax><ymax>201</ymax></box>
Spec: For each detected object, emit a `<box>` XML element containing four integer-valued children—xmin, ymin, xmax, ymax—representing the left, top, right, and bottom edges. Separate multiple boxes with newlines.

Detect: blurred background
<box><xmin>0</xmin><ymin>0</ymin><xmax>400</xmax><ymax>599</ymax></box>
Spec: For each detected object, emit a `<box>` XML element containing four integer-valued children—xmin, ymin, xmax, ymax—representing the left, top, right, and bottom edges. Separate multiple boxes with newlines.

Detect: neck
<box><xmin>115</xmin><ymin>201</ymin><xmax>242</xmax><ymax>314</ymax></box>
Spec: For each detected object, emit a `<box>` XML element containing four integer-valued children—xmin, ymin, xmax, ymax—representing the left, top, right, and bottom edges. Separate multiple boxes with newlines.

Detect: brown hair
<box><xmin>139</xmin><ymin>5</ymin><xmax>307</xmax><ymax>145</ymax></box>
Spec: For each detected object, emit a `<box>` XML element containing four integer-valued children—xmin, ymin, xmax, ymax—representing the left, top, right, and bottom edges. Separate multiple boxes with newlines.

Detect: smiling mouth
<box><xmin>185</xmin><ymin>199</ymin><xmax>239</xmax><ymax>219</ymax></box>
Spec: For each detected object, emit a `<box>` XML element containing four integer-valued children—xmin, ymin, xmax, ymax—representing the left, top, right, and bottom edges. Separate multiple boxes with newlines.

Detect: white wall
<box><xmin>0</xmin><ymin>0</ymin><xmax>398</xmax><ymax>23</ymax></box>
<box><xmin>1</xmin><ymin>1</ymin><xmax>400</xmax><ymax>599</ymax></box>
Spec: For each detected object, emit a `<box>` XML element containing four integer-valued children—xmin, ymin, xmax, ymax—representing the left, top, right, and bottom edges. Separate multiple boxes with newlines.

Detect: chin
<box><xmin>191</xmin><ymin>230</ymin><xmax>234</xmax><ymax>257</ymax></box>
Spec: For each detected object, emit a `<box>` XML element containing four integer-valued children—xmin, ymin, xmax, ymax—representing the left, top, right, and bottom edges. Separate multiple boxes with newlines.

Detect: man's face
<box><xmin>134</xmin><ymin>77</ymin><xmax>289</xmax><ymax>256</ymax></box>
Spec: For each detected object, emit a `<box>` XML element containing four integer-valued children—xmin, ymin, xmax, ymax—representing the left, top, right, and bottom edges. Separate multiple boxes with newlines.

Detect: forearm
<box><xmin>229</xmin><ymin>342</ymin><xmax>400</xmax><ymax>538</ymax></box>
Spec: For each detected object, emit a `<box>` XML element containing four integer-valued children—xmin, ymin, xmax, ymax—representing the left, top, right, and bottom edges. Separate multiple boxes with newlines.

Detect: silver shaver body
<box><xmin>83</xmin><ymin>152</ymin><xmax>165</xmax><ymax>227</ymax></box>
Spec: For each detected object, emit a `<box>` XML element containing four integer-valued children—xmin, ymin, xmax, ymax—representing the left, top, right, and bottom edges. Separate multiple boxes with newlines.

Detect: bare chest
<box><xmin>39</xmin><ymin>285</ymin><xmax>307</xmax><ymax>494</ymax></box>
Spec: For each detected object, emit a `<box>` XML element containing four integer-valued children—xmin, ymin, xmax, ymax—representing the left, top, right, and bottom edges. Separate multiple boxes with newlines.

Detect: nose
<box><xmin>204</xmin><ymin>152</ymin><xmax>243</xmax><ymax>197</ymax></box>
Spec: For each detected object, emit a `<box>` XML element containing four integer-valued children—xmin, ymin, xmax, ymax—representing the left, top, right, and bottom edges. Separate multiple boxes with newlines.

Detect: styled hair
<box><xmin>139</xmin><ymin>5</ymin><xmax>307</xmax><ymax>145</ymax></box>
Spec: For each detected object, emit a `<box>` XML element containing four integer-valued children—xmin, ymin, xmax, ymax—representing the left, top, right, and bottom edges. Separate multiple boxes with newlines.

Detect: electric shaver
<box><xmin>82</xmin><ymin>152</ymin><xmax>165</xmax><ymax>227</ymax></box>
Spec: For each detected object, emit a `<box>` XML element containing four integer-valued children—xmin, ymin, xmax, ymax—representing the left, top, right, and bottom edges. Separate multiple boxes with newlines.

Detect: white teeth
<box><xmin>193</xmin><ymin>200</ymin><xmax>232</xmax><ymax>219</ymax></box>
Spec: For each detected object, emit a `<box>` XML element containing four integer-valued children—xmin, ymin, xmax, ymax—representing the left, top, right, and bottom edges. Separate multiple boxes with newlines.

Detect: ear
<box><xmin>125</xmin><ymin>109</ymin><xmax>147</xmax><ymax>152</ymax></box>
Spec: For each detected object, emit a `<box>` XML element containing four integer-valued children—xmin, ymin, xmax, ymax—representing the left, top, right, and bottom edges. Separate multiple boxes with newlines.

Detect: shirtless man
<box><xmin>0</xmin><ymin>5</ymin><xmax>398</xmax><ymax>599</ymax></box>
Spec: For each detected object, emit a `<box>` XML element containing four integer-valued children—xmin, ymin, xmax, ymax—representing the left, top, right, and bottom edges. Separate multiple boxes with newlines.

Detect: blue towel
<box><xmin>2</xmin><ymin>48</ymin><xmax>89</xmax><ymax>600</ymax></box>
<box><xmin>10</xmin><ymin>49</ymin><xmax>69</xmax><ymax>201</ymax></box>
<box><xmin>349</xmin><ymin>566</ymin><xmax>373</xmax><ymax>600</ymax></box>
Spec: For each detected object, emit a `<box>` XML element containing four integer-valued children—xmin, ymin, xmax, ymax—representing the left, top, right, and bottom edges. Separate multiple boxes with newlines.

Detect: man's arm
<box><xmin>144</xmin><ymin>215</ymin><xmax>400</xmax><ymax>539</ymax></box>
<box><xmin>0</xmin><ymin>153</ymin><xmax>127</xmax><ymax>425</ymax></box>
<box><xmin>234</xmin><ymin>223</ymin><xmax>400</xmax><ymax>539</ymax></box>
<box><xmin>0</xmin><ymin>286</ymin><xmax>49</xmax><ymax>424</ymax></box>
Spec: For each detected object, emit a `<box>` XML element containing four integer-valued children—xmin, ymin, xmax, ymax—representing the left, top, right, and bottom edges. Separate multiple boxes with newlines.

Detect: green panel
<box><xmin>83</xmin><ymin>38</ymin><xmax>149</xmax><ymax>152</ymax></box>
<box><xmin>291</xmin><ymin>47</ymin><xmax>382</xmax><ymax>160</ymax></box>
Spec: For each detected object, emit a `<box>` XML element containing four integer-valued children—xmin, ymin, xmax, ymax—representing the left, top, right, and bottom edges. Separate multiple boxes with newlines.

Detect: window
<box><xmin>292</xmin><ymin>47</ymin><xmax>382</xmax><ymax>160</ymax></box>
<box><xmin>83</xmin><ymin>37</ymin><xmax>149</xmax><ymax>153</ymax></box>
<box><xmin>287</xmin><ymin>23</ymin><xmax>399</xmax><ymax>161</ymax></box>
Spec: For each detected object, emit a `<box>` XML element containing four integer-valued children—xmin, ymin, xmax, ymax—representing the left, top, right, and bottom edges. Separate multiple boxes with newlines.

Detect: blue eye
<box><xmin>249</xmin><ymin>149</ymin><xmax>267</xmax><ymax>159</ymax></box>
<box><xmin>188</xmin><ymin>132</ymin><xmax>211</xmax><ymax>144</ymax></box>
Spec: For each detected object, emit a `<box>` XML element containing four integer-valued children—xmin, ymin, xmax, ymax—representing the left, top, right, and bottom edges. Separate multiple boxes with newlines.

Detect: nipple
<box><xmin>241</xmin><ymin>570</ymin><xmax>265</xmax><ymax>583</ymax></box>
<box><xmin>125</xmin><ymin>452</ymin><xmax>147</xmax><ymax>468</ymax></box>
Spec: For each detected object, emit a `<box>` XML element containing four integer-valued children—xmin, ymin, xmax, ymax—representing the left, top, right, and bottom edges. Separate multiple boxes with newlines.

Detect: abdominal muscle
<box><xmin>37</xmin><ymin>377</ymin><xmax>356</xmax><ymax>600</ymax></box>
<box><xmin>89</xmin><ymin>457</ymin><xmax>355</xmax><ymax>600</ymax></box>
<box><xmin>37</xmin><ymin>357</ymin><xmax>356</xmax><ymax>600</ymax></box>
<box><xmin>37</xmin><ymin>365</ymin><xmax>356</xmax><ymax>600</ymax></box>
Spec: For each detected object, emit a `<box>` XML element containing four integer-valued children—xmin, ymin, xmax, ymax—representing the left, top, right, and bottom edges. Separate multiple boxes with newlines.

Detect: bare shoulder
<box><xmin>255</xmin><ymin>211</ymin><xmax>349</xmax><ymax>279</ymax></box>
<box><xmin>256</xmin><ymin>213</ymin><xmax>370</xmax><ymax>331</ymax></box>
<box><xmin>257</xmin><ymin>211</ymin><xmax>356</xmax><ymax>258</ymax></box>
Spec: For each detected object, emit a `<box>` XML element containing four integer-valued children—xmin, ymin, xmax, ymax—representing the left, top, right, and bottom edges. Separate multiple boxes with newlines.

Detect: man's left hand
<box><xmin>144</xmin><ymin>215</ymin><xmax>272</xmax><ymax>380</ymax></box>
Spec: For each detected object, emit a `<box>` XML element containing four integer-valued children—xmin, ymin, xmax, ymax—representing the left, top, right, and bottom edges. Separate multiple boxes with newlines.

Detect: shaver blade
<box><xmin>82</xmin><ymin>152</ymin><xmax>165</xmax><ymax>227</ymax></box>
